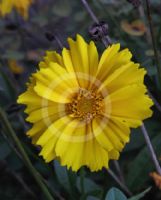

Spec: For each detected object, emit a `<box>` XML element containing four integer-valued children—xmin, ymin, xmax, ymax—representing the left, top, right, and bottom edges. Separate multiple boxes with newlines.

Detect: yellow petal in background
<box><xmin>121</xmin><ymin>20</ymin><xmax>146</xmax><ymax>36</ymax></box>
<box><xmin>0</xmin><ymin>0</ymin><xmax>33</xmax><ymax>19</ymax></box>
<box><xmin>0</xmin><ymin>0</ymin><xmax>12</xmax><ymax>16</ymax></box>
<box><xmin>8</xmin><ymin>60</ymin><xmax>24</xmax><ymax>74</ymax></box>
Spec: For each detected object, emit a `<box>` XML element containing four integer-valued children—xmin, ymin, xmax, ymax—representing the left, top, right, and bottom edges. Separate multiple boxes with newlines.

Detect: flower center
<box><xmin>66</xmin><ymin>88</ymin><xmax>104</xmax><ymax>122</ymax></box>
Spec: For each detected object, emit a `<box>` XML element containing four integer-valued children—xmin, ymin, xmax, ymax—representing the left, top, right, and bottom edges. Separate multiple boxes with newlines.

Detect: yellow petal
<box><xmin>96</xmin><ymin>44</ymin><xmax>120</xmax><ymax>81</ymax></box>
<box><xmin>0</xmin><ymin>0</ymin><xmax>13</xmax><ymax>16</ymax></box>
<box><xmin>98</xmin><ymin>62</ymin><xmax>146</xmax><ymax>93</ymax></box>
<box><xmin>37</xmin><ymin>116</ymin><xmax>71</xmax><ymax>147</ymax></box>
<box><xmin>38</xmin><ymin>116</ymin><xmax>71</xmax><ymax>162</ymax></box>
<box><xmin>96</xmin><ymin>47</ymin><xmax>133</xmax><ymax>83</ymax></box>
<box><xmin>62</xmin><ymin>47</ymin><xmax>79</xmax><ymax>86</ymax></box>
<box><xmin>96</xmin><ymin>118</ymin><xmax>125</xmax><ymax>151</ymax></box>
<box><xmin>109</xmin><ymin>118</ymin><xmax>130</xmax><ymax>143</ymax></box>
<box><xmin>55</xmin><ymin>119</ymin><xmax>86</xmax><ymax>171</ymax></box>
<box><xmin>55</xmin><ymin>120</ymin><xmax>109</xmax><ymax>171</ymax></box>
<box><xmin>92</xmin><ymin>118</ymin><xmax>114</xmax><ymax>151</ymax></box>
<box><xmin>26</xmin><ymin>105</ymin><xmax>65</xmax><ymax>123</ymax></box>
<box><xmin>88</xmin><ymin>41</ymin><xmax>99</xmax><ymax>77</ymax></box>
<box><xmin>67</xmin><ymin>35</ymin><xmax>90</xmax><ymax>88</ymax></box>
<box><xmin>84</xmin><ymin>125</ymin><xmax>109</xmax><ymax>171</ymax></box>
<box><xmin>27</xmin><ymin>121</ymin><xmax>45</xmax><ymax>137</ymax></box>
<box><xmin>39</xmin><ymin>137</ymin><xmax>57</xmax><ymax>162</ymax></box>
<box><xmin>109</xmin><ymin>149</ymin><xmax>120</xmax><ymax>160</ymax></box>
<box><xmin>34</xmin><ymin>63</ymin><xmax>77</xmax><ymax>103</ymax></box>
<box><xmin>39</xmin><ymin>51</ymin><xmax>65</xmax><ymax>68</ymax></box>
<box><xmin>76</xmin><ymin>34</ymin><xmax>89</xmax><ymax>75</ymax></box>
<box><xmin>105</xmin><ymin>84</ymin><xmax>153</xmax><ymax>127</ymax></box>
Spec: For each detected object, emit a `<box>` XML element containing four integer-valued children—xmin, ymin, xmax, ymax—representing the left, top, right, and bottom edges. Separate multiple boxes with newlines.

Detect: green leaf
<box><xmin>105</xmin><ymin>188</ymin><xmax>127</xmax><ymax>200</ymax></box>
<box><xmin>128</xmin><ymin>188</ymin><xmax>151</xmax><ymax>200</ymax></box>
<box><xmin>126</xmin><ymin>133</ymin><xmax>161</xmax><ymax>190</ymax></box>
<box><xmin>54</xmin><ymin>160</ymin><xmax>71</xmax><ymax>192</ymax></box>
<box><xmin>77</xmin><ymin>177</ymin><xmax>101</xmax><ymax>194</ymax></box>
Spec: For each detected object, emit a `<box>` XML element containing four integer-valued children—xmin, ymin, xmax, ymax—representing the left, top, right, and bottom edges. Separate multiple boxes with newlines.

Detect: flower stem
<box><xmin>113</xmin><ymin>161</ymin><xmax>125</xmax><ymax>184</ymax></box>
<box><xmin>138</xmin><ymin>4</ymin><xmax>151</xmax><ymax>44</ymax></box>
<box><xmin>145</xmin><ymin>0</ymin><xmax>161</xmax><ymax>86</ymax></box>
<box><xmin>108</xmin><ymin>169</ymin><xmax>132</xmax><ymax>196</ymax></box>
<box><xmin>80</xmin><ymin>0</ymin><xmax>99</xmax><ymax>24</ymax></box>
<box><xmin>141</xmin><ymin>123</ymin><xmax>161</xmax><ymax>175</ymax></box>
<box><xmin>81</xmin><ymin>0</ymin><xmax>111</xmax><ymax>47</ymax></box>
<box><xmin>148</xmin><ymin>91</ymin><xmax>161</xmax><ymax>113</ymax></box>
<box><xmin>0</xmin><ymin>107</ymin><xmax>54</xmax><ymax>200</ymax></box>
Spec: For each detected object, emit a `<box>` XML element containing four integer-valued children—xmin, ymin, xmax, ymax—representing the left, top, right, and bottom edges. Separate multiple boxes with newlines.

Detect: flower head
<box><xmin>0</xmin><ymin>0</ymin><xmax>33</xmax><ymax>19</ymax></box>
<box><xmin>17</xmin><ymin>35</ymin><xmax>153</xmax><ymax>171</ymax></box>
<box><xmin>121</xmin><ymin>20</ymin><xmax>146</xmax><ymax>36</ymax></box>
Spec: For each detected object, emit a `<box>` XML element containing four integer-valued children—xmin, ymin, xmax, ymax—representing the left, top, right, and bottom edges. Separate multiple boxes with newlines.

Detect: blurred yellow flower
<box><xmin>0</xmin><ymin>0</ymin><xmax>33</xmax><ymax>19</ymax></box>
<box><xmin>17</xmin><ymin>35</ymin><xmax>153</xmax><ymax>171</ymax></box>
<box><xmin>150</xmin><ymin>172</ymin><xmax>161</xmax><ymax>190</ymax></box>
<box><xmin>121</xmin><ymin>20</ymin><xmax>146</xmax><ymax>36</ymax></box>
<box><xmin>8</xmin><ymin>60</ymin><xmax>24</xmax><ymax>74</ymax></box>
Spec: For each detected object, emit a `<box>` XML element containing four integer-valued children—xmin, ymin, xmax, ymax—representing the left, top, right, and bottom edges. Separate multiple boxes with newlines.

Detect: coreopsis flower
<box><xmin>121</xmin><ymin>20</ymin><xmax>146</xmax><ymax>36</ymax></box>
<box><xmin>17</xmin><ymin>35</ymin><xmax>153</xmax><ymax>171</ymax></box>
<box><xmin>0</xmin><ymin>0</ymin><xmax>33</xmax><ymax>19</ymax></box>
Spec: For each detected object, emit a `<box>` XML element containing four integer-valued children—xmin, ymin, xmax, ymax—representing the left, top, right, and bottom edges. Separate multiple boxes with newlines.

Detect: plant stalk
<box><xmin>108</xmin><ymin>169</ymin><xmax>132</xmax><ymax>196</ymax></box>
<box><xmin>0</xmin><ymin>107</ymin><xmax>54</xmax><ymax>200</ymax></box>
<box><xmin>148</xmin><ymin>91</ymin><xmax>161</xmax><ymax>113</ymax></box>
<box><xmin>113</xmin><ymin>161</ymin><xmax>125</xmax><ymax>184</ymax></box>
<box><xmin>141</xmin><ymin>123</ymin><xmax>161</xmax><ymax>175</ymax></box>
<box><xmin>145</xmin><ymin>0</ymin><xmax>161</xmax><ymax>86</ymax></box>
<box><xmin>80</xmin><ymin>0</ymin><xmax>99</xmax><ymax>24</ymax></box>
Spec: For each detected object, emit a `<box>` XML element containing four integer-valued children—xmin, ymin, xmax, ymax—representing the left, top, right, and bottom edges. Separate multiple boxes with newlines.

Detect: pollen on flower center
<box><xmin>66</xmin><ymin>88</ymin><xmax>104</xmax><ymax>122</ymax></box>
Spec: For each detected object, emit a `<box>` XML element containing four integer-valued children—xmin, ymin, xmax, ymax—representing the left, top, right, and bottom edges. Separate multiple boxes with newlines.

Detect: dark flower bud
<box><xmin>45</xmin><ymin>32</ymin><xmax>55</xmax><ymax>41</ymax></box>
<box><xmin>89</xmin><ymin>21</ymin><xmax>109</xmax><ymax>41</ymax></box>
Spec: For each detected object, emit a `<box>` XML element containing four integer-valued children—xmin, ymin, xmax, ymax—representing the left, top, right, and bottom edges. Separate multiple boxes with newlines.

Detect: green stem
<box><xmin>0</xmin><ymin>107</ymin><xmax>54</xmax><ymax>200</ymax></box>
<box><xmin>145</xmin><ymin>0</ymin><xmax>161</xmax><ymax>86</ymax></box>
<box><xmin>108</xmin><ymin>169</ymin><xmax>132</xmax><ymax>196</ymax></box>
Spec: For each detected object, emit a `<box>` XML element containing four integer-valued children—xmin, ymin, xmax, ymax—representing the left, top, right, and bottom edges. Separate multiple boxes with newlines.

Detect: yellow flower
<box><xmin>17</xmin><ymin>35</ymin><xmax>153</xmax><ymax>171</ymax></box>
<box><xmin>8</xmin><ymin>60</ymin><xmax>24</xmax><ymax>74</ymax></box>
<box><xmin>121</xmin><ymin>20</ymin><xmax>146</xmax><ymax>36</ymax></box>
<box><xmin>0</xmin><ymin>0</ymin><xmax>33</xmax><ymax>19</ymax></box>
<box><xmin>150</xmin><ymin>172</ymin><xmax>161</xmax><ymax>190</ymax></box>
